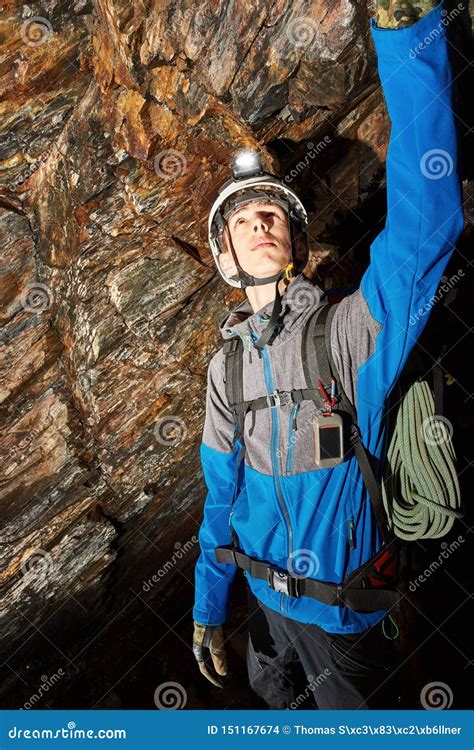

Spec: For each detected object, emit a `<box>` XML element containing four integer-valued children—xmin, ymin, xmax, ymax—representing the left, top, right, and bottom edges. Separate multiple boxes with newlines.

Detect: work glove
<box><xmin>375</xmin><ymin>0</ymin><xmax>439</xmax><ymax>29</ymax></box>
<box><xmin>192</xmin><ymin>620</ymin><xmax>229</xmax><ymax>688</ymax></box>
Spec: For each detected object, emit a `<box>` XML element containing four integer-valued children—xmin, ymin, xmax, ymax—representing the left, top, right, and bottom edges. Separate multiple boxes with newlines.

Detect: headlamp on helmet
<box><xmin>231</xmin><ymin>150</ymin><xmax>266</xmax><ymax>180</ymax></box>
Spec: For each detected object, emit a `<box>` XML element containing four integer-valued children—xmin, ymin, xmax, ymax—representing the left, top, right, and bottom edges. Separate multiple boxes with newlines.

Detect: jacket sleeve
<box><xmin>192</xmin><ymin>350</ymin><xmax>242</xmax><ymax>626</ymax></box>
<box><xmin>335</xmin><ymin>0</ymin><xmax>464</xmax><ymax>401</ymax></box>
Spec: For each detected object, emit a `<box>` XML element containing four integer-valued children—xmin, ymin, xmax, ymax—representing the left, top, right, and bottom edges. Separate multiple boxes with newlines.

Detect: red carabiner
<box><xmin>317</xmin><ymin>377</ymin><xmax>337</xmax><ymax>414</ymax></box>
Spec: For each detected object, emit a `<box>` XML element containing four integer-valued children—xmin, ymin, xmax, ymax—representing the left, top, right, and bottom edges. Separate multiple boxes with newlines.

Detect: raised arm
<box><xmin>333</xmin><ymin>0</ymin><xmax>464</xmax><ymax>402</ymax></box>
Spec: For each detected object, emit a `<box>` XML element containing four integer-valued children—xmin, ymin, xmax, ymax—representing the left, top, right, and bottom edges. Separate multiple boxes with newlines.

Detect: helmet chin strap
<box><xmin>224</xmin><ymin>219</ymin><xmax>297</xmax><ymax>350</ymax></box>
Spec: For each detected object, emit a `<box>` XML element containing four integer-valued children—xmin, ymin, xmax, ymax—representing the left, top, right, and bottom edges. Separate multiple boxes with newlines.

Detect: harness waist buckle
<box><xmin>267</xmin><ymin>567</ymin><xmax>300</xmax><ymax>598</ymax></box>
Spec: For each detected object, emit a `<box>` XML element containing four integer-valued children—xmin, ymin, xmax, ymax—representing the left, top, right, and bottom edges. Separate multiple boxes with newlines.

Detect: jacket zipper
<box><xmin>228</xmin><ymin>441</ymin><xmax>245</xmax><ymax>544</ymax></box>
<box><xmin>348</xmin><ymin>515</ymin><xmax>355</xmax><ymax>550</ymax></box>
<box><xmin>256</xmin><ymin>335</ymin><xmax>293</xmax><ymax>616</ymax></box>
<box><xmin>286</xmin><ymin>402</ymin><xmax>300</xmax><ymax>474</ymax></box>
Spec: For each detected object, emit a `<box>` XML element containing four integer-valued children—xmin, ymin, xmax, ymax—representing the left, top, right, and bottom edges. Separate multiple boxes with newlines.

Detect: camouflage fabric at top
<box><xmin>376</xmin><ymin>0</ymin><xmax>441</xmax><ymax>28</ymax></box>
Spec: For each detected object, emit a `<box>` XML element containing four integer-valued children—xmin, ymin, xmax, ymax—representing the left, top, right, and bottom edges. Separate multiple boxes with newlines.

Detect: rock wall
<box><xmin>1</xmin><ymin>0</ymin><xmax>472</xmax><ymax>667</ymax></box>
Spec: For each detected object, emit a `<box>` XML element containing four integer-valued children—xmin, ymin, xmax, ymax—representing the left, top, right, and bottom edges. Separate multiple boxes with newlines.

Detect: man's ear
<box><xmin>219</xmin><ymin>248</ymin><xmax>238</xmax><ymax>277</ymax></box>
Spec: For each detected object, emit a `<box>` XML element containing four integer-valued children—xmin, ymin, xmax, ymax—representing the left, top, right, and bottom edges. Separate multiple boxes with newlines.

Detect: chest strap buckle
<box><xmin>266</xmin><ymin>390</ymin><xmax>293</xmax><ymax>408</ymax></box>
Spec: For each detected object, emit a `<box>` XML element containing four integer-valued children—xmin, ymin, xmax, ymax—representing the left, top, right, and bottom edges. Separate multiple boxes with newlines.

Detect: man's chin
<box><xmin>250</xmin><ymin>262</ymin><xmax>289</xmax><ymax>280</ymax></box>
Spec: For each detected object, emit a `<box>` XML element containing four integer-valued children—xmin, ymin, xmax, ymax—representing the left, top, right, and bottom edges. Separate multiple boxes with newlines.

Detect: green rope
<box><xmin>381</xmin><ymin>380</ymin><xmax>463</xmax><ymax>541</ymax></box>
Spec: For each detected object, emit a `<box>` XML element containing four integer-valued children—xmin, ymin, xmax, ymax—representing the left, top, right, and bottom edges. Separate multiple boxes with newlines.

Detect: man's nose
<box><xmin>252</xmin><ymin>215</ymin><xmax>270</xmax><ymax>232</ymax></box>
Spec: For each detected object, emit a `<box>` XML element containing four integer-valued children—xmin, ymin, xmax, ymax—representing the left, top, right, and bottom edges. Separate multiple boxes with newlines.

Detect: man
<box><xmin>192</xmin><ymin>0</ymin><xmax>464</xmax><ymax>709</ymax></box>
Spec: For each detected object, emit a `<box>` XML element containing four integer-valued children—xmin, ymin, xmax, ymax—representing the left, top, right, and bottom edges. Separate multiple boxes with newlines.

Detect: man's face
<box><xmin>220</xmin><ymin>200</ymin><xmax>292</xmax><ymax>280</ymax></box>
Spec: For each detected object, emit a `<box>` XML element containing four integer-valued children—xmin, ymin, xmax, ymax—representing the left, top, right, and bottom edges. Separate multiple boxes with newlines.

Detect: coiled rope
<box><xmin>381</xmin><ymin>380</ymin><xmax>463</xmax><ymax>541</ymax></box>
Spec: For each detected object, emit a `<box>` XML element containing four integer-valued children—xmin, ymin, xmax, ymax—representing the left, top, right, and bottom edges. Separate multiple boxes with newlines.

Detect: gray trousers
<box><xmin>245</xmin><ymin>584</ymin><xmax>401</xmax><ymax>710</ymax></box>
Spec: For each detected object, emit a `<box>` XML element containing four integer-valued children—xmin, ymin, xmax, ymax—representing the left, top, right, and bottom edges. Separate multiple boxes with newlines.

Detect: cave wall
<box><xmin>1</xmin><ymin>0</ymin><xmax>472</xmax><ymax>653</ymax></box>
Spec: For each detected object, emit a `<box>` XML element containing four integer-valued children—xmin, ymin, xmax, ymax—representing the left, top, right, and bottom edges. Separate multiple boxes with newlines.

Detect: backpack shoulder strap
<box><xmin>221</xmin><ymin>336</ymin><xmax>247</xmax><ymax>553</ymax></box>
<box><xmin>222</xmin><ymin>336</ymin><xmax>246</xmax><ymax>446</ymax></box>
<box><xmin>302</xmin><ymin>301</ymin><xmax>332</xmax><ymax>402</ymax></box>
<box><xmin>310</xmin><ymin>300</ymin><xmax>359</xmax><ymax>420</ymax></box>
<box><xmin>303</xmin><ymin>300</ymin><xmax>355</xmax><ymax>418</ymax></box>
<box><xmin>304</xmin><ymin>300</ymin><xmax>394</xmax><ymax>545</ymax></box>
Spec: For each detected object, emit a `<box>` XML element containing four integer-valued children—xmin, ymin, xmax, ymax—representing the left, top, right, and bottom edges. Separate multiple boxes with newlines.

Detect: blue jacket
<box><xmin>193</xmin><ymin>0</ymin><xmax>464</xmax><ymax>634</ymax></box>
